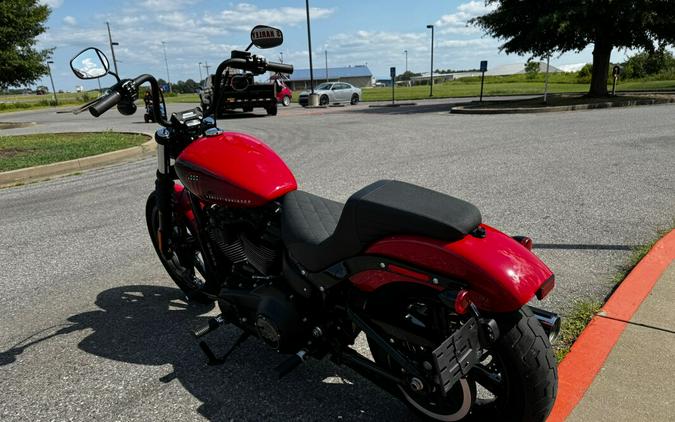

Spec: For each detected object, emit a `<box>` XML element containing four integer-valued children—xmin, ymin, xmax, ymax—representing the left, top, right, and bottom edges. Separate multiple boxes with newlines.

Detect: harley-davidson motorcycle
<box><xmin>69</xmin><ymin>25</ymin><xmax>560</xmax><ymax>421</ymax></box>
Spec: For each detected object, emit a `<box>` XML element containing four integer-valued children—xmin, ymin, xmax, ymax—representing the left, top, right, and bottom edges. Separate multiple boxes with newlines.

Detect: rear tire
<box><xmin>367</xmin><ymin>289</ymin><xmax>556</xmax><ymax>421</ymax></box>
<box><xmin>350</xmin><ymin>93</ymin><xmax>360</xmax><ymax>105</ymax></box>
<box><xmin>320</xmin><ymin>95</ymin><xmax>329</xmax><ymax>106</ymax></box>
<box><xmin>266</xmin><ymin>103</ymin><xmax>278</xmax><ymax>115</ymax></box>
<box><xmin>145</xmin><ymin>193</ymin><xmax>213</xmax><ymax>304</ymax></box>
<box><xmin>282</xmin><ymin>95</ymin><xmax>291</xmax><ymax>106</ymax></box>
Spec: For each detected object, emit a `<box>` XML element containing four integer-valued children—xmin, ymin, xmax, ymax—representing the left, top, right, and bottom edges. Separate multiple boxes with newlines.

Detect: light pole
<box><xmin>46</xmin><ymin>60</ymin><xmax>57</xmax><ymax>105</ymax></box>
<box><xmin>426</xmin><ymin>25</ymin><xmax>434</xmax><ymax>97</ymax></box>
<box><xmin>404</xmin><ymin>49</ymin><xmax>408</xmax><ymax>73</ymax></box>
<box><xmin>305</xmin><ymin>0</ymin><xmax>315</xmax><ymax>95</ymax></box>
<box><xmin>325</xmin><ymin>47</ymin><xmax>328</xmax><ymax>82</ymax></box>
<box><xmin>106</xmin><ymin>22</ymin><xmax>119</xmax><ymax>75</ymax></box>
<box><xmin>279</xmin><ymin>51</ymin><xmax>284</xmax><ymax>63</ymax></box>
<box><xmin>161</xmin><ymin>41</ymin><xmax>171</xmax><ymax>93</ymax></box>
<box><xmin>198</xmin><ymin>61</ymin><xmax>203</xmax><ymax>85</ymax></box>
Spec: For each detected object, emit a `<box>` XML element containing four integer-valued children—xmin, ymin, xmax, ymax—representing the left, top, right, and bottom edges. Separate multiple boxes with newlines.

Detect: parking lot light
<box><xmin>426</xmin><ymin>25</ymin><xmax>434</xmax><ymax>97</ymax></box>
<box><xmin>46</xmin><ymin>60</ymin><xmax>58</xmax><ymax>106</ymax></box>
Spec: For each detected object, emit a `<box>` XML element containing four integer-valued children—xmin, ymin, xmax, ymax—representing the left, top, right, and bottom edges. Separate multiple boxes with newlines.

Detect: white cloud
<box><xmin>63</xmin><ymin>16</ymin><xmax>77</xmax><ymax>26</ymax></box>
<box><xmin>40</xmin><ymin>0</ymin><xmax>63</xmax><ymax>8</ymax></box>
<box><xmin>204</xmin><ymin>3</ymin><xmax>334</xmax><ymax>31</ymax></box>
<box><xmin>435</xmin><ymin>0</ymin><xmax>496</xmax><ymax>35</ymax></box>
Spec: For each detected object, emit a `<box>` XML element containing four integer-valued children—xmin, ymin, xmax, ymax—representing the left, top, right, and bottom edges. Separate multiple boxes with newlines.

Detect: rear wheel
<box><xmin>366</xmin><ymin>287</ymin><xmax>556</xmax><ymax>421</ymax></box>
<box><xmin>320</xmin><ymin>95</ymin><xmax>329</xmax><ymax>106</ymax></box>
<box><xmin>282</xmin><ymin>95</ymin><xmax>291</xmax><ymax>106</ymax></box>
<box><xmin>145</xmin><ymin>193</ymin><xmax>213</xmax><ymax>304</ymax></box>
<box><xmin>266</xmin><ymin>103</ymin><xmax>278</xmax><ymax>115</ymax></box>
<box><xmin>350</xmin><ymin>93</ymin><xmax>360</xmax><ymax>105</ymax></box>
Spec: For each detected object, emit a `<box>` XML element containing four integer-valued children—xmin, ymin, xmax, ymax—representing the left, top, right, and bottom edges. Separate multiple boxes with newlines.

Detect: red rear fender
<box><xmin>358</xmin><ymin>224</ymin><xmax>554</xmax><ymax>313</ymax></box>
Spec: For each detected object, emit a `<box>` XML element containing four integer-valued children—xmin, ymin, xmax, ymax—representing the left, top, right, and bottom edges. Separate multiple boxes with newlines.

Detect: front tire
<box><xmin>350</xmin><ymin>93</ymin><xmax>360</xmax><ymax>105</ymax></box>
<box><xmin>319</xmin><ymin>95</ymin><xmax>329</xmax><ymax>106</ymax></box>
<box><xmin>282</xmin><ymin>95</ymin><xmax>291</xmax><ymax>106</ymax></box>
<box><xmin>145</xmin><ymin>193</ymin><xmax>213</xmax><ymax>304</ymax></box>
<box><xmin>367</xmin><ymin>291</ymin><xmax>556</xmax><ymax>421</ymax></box>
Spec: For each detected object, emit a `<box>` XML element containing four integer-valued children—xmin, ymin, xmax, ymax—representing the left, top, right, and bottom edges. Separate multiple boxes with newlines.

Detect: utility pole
<box><xmin>106</xmin><ymin>22</ymin><xmax>119</xmax><ymax>75</ymax></box>
<box><xmin>426</xmin><ymin>25</ymin><xmax>434</xmax><ymax>97</ymax></box>
<box><xmin>325</xmin><ymin>48</ymin><xmax>328</xmax><ymax>82</ymax></box>
<box><xmin>305</xmin><ymin>0</ymin><xmax>315</xmax><ymax>94</ymax></box>
<box><xmin>46</xmin><ymin>60</ymin><xmax>57</xmax><ymax>105</ymax></box>
<box><xmin>404</xmin><ymin>50</ymin><xmax>408</xmax><ymax>73</ymax></box>
<box><xmin>198</xmin><ymin>62</ymin><xmax>203</xmax><ymax>85</ymax></box>
<box><xmin>162</xmin><ymin>41</ymin><xmax>171</xmax><ymax>92</ymax></box>
<box><xmin>203</xmin><ymin>61</ymin><xmax>211</xmax><ymax>78</ymax></box>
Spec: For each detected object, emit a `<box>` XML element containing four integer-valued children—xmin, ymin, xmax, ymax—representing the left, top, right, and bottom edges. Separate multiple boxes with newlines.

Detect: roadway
<box><xmin>1</xmin><ymin>100</ymin><xmax>674</xmax><ymax>420</ymax></box>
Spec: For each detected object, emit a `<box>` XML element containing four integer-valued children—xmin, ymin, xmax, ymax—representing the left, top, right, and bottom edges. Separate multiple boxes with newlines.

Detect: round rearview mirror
<box><xmin>70</xmin><ymin>47</ymin><xmax>110</xmax><ymax>79</ymax></box>
<box><xmin>250</xmin><ymin>25</ymin><xmax>283</xmax><ymax>49</ymax></box>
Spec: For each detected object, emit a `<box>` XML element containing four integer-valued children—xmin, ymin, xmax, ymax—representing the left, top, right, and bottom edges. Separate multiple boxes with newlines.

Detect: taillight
<box><xmin>536</xmin><ymin>275</ymin><xmax>555</xmax><ymax>300</ymax></box>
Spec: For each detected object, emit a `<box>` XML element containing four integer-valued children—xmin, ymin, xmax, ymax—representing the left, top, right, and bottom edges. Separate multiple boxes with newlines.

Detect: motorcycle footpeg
<box><xmin>193</xmin><ymin>314</ymin><xmax>227</xmax><ymax>338</ymax></box>
<box><xmin>275</xmin><ymin>350</ymin><xmax>307</xmax><ymax>379</ymax></box>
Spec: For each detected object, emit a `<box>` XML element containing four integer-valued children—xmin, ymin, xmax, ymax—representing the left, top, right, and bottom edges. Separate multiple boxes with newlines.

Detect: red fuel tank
<box><xmin>175</xmin><ymin>131</ymin><xmax>297</xmax><ymax>207</ymax></box>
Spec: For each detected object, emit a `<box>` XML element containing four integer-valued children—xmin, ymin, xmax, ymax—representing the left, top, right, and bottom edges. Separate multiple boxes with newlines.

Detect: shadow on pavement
<box><xmin>1</xmin><ymin>284</ymin><xmax>408</xmax><ymax>420</ymax></box>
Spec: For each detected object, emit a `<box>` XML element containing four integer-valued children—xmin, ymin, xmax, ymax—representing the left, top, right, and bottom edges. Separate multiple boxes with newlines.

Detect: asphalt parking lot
<box><xmin>1</xmin><ymin>100</ymin><xmax>674</xmax><ymax>420</ymax></box>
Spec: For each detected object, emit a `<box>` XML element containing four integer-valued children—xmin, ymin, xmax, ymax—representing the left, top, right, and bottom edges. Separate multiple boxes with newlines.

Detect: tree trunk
<box><xmin>589</xmin><ymin>41</ymin><xmax>612</xmax><ymax>97</ymax></box>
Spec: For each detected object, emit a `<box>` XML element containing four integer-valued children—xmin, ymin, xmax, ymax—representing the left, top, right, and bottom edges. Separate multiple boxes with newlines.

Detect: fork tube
<box><xmin>156</xmin><ymin>144</ymin><xmax>173</xmax><ymax>257</ymax></box>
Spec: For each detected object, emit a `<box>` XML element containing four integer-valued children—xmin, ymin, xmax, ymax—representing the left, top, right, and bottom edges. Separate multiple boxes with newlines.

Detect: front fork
<box><xmin>155</xmin><ymin>144</ymin><xmax>174</xmax><ymax>258</ymax></box>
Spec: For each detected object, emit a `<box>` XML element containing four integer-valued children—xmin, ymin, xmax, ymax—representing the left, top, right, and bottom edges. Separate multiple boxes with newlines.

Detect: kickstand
<box><xmin>199</xmin><ymin>331</ymin><xmax>250</xmax><ymax>366</ymax></box>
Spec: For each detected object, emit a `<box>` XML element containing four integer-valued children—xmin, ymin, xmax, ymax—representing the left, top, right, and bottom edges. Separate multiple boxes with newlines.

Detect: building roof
<box><xmin>288</xmin><ymin>65</ymin><xmax>372</xmax><ymax>81</ymax></box>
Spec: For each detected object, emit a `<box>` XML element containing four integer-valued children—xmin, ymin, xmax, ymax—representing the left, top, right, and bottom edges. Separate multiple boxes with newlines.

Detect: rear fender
<box><xmin>354</xmin><ymin>224</ymin><xmax>554</xmax><ymax>313</ymax></box>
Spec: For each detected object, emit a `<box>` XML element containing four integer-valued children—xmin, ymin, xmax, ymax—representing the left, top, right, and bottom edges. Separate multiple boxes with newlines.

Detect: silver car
<box><xmin>298</xmin><ymin>82</ymin><xmax>362</xmax><ymax>106</ymax></box>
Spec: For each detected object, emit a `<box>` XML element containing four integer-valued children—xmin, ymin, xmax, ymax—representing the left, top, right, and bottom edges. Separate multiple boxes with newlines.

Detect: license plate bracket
<box><xmin>431</xmin><ymin>317</ymin><xmax>482</xmax><ymax>393</ymax></box>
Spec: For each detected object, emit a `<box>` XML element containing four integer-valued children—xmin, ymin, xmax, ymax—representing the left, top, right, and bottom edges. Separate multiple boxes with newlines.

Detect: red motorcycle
<box><xmin>69</xmin><ymin>25</ymin><xmax>559</xmax><ymax>421</ymax></box>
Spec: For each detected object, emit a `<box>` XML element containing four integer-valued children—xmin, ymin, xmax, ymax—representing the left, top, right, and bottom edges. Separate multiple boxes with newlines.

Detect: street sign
<box><xmin>480</xmin><ymin>60</ymin><xmax>488</xmax><ymax>72</ymax></box>
<box><xmin>479</xmin><ymin>61</ymin><xmax>488</xmax><ymax>102</ymax></box>
<box><xmin>390</xmin><ymin>67</ymin><xmax>396</xmax><ymax>78</ymax></box>
<box><xmin>612</xmin><ymin>65</ymin><xmax>621</xmax><ymax>77</ymax></box>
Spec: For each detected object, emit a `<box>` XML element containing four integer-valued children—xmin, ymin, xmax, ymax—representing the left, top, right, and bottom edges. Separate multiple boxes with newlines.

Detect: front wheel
<box><xmin>145</xmin><ymin>193</ymin><xmax>213</xmax><ymax>304</ymax></box>
<box><xmin>367</xmin><ymin>293</ymin><xmax>556</xmax><ymax>421</ymax></box>
<box><xmin>281</xmin><ymin>95</ymin><xmax>291</xmax><ymax>106</ymax></box>
<box><xmin>350</xmin><ymin>93</ymin><xmax>360</xmax><ymax>105</ymax></box>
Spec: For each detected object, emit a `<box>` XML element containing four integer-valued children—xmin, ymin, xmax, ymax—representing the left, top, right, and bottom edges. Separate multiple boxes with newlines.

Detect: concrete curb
<box><xmin>0</xmin><ymin>132</ymin><xmax>154</xmax><ymax>188</ymax></box>
<box><xmin>547</xmin><ymin>229</ymin><xmax>675</xmax><ymax>422</ymax></box>
<box><xmin>450</xmin><ymin>97</ymin><xmax>675</xmax><ymax>114</ymax></box>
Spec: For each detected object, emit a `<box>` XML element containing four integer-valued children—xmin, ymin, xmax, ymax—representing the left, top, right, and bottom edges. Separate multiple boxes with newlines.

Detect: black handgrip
<box><xmin>89</xmin><ymin>90</ymin><xmax>122</xmax><ymax>117</ymax></box>
<box><xmin>267</xmin><ymin>61</ymin><xmax>293</xmax><ymax>74</ymax></box>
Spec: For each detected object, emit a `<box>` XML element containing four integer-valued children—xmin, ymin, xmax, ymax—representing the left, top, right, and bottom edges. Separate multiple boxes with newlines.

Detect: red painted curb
<box><xmin>547</xmin><ymin>229</ymin><xmax>675</xmax><ymax>422</ymax></box>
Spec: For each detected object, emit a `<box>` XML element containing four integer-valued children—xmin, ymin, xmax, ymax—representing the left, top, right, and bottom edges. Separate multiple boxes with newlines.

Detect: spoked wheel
<box><xmin>366</xmin><ymin>286</ymin><xmax>556</xmax><ymax>422</ymax></box>
<box><xmin>145</xmin><ymin>193</ymin><xmax>213</xmax><ymax>304</ymax></box>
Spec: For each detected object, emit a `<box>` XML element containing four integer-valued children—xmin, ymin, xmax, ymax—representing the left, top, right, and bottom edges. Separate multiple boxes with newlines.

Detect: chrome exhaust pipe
<box><xmin>529</xmin><ymin>306</ymin><xmax>561</xmax><ymax>343</ymax></box>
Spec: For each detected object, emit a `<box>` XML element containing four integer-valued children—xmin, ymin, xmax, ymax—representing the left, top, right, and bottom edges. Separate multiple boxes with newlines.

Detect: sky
<box><xmin>35</xmin><ymin>0</ymin><xmax>636</xmax><ymax>92</ymax></box>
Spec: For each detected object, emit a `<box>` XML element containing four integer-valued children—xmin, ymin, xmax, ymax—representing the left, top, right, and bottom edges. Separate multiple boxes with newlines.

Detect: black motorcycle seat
<box><xmin>281</xmin><ymin>180</ymin><xmax>482</xmax><ymax>272</ymax></box>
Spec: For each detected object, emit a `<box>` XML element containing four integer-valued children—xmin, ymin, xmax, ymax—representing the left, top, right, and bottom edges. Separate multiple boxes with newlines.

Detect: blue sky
<box><xmin>37</xmin><ymin>0</ymin><xmax>633</xmax><ymax>91</ymax></box>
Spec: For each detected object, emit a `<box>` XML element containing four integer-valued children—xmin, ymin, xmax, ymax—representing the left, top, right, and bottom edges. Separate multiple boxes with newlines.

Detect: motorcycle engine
<box><xmin>206</xmin><ymin>205</ymin><xmax>281</xmax><ymax>278</ymax></box>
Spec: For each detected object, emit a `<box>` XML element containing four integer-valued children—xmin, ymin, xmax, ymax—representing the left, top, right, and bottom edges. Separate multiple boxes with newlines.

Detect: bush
<box><xmin>576</xmin><ymin>64</ymin><xmax>593</xmax><ymax>83</ymax></box>
<box><xmin>622</xmin><ymin>47</ymin><xmax>675</xmax><ymax>79</ymax></box>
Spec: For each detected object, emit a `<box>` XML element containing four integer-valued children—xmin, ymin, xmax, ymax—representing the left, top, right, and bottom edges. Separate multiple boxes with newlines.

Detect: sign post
<box><xmin>612</xmin><ymin>65</ymin><xmax>621</xmax><ymax>96</ymax></box>
<box><xmin>479</xmin><ymin>60</ymin><xmax>488</xmax><ymax>102</ymax></box>
<box><xmin>390</xmin><ymin>66</ymin><xmax>396</xmax><ymax>105</ymax></box>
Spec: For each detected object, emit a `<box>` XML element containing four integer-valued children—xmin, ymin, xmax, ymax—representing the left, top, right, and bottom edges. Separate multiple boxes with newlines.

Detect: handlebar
<box><xmin>267</xmin><ymin>61</ymin><xmax>293</xmax><ymax>74</ymax></box>
<box><xmin>89</xmin><ymin>90</ymin><xmax>122</xmax><ymax>117</ymax></box>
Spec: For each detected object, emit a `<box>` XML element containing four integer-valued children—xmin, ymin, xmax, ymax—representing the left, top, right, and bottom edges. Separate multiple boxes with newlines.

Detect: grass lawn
<box><xmin>0</xmin><ymin>132</ymin><xmax>149</xmax><ymax>172</ymax></box>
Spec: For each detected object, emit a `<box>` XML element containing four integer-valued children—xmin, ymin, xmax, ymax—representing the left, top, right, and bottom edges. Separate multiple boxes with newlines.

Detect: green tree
<box><xmin>0</xmin><ymin>0</ymin><xmax>53</xmax><ymax>90</ymax></box>
<box><xmin>395</xmin><ymin>70</ymin><xmax>421</xmax><ymax>81</ymax></box>
<box><xmin>524</xmin><ymin>59</ymin><xmax>540</xmax><ymax>79</ymax></box>
<box><xmin>622</xmin><ymin>45</ymin><xmax>675</xmax><ymax>79</ymax></box>
<box><xmin>471</xmin><ymin>0</ymin><xmax>675</xmax><ymax>97</ymax></box>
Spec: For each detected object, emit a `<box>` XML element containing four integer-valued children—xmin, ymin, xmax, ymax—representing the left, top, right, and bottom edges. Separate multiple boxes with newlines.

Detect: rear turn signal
<box><xmin>513</xmin><ymin>235</ymin><xmax>533</xmax><ymax>250</ymax></box>
<box><xmin>536</xmin><ymin>275</ymin><xmax>555</xmax><ymax>300</ymax></box>
<box><xmin>454</xmin><ymin>290</ymin><xmax>471</xmax><ymax>315</ymax></box>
